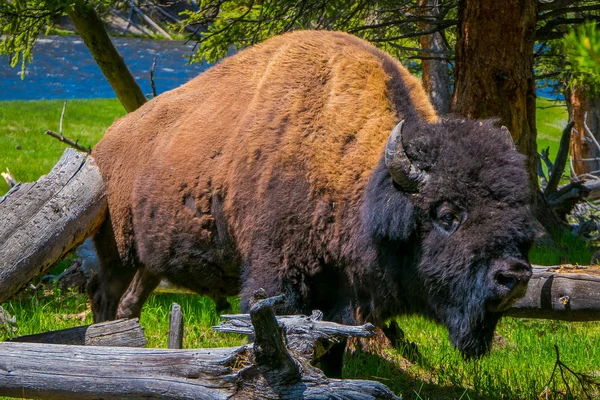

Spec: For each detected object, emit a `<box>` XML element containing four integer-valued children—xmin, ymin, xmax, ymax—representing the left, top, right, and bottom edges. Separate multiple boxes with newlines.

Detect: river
<box><xmin>0</xmin><ymin>35</ymin><xmax>561</xmax><ymax>101</ymax></box>
<box><xmin>0</xmin><ymin>35</ymin><xmax>209</xmax><ymax>101</ymax></box>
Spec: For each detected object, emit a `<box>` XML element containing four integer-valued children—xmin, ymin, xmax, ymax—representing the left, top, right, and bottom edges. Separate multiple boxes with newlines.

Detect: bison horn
<box><xmin>384</xmin><ymin>120</ymin><xmax>429</xmax><ymax>192</ymax></box>
<box><xmin>500</xmin><ymin>125</ymin><xmax>516</xmax><ymax>150</ymax></box>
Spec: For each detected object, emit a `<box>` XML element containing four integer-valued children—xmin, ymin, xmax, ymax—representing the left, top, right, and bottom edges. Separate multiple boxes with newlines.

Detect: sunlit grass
<box><xmin>345</xmin><ymin>315</ymin><xmax>600</xmax><ymax>399</ymax></box>
<box><xmin>1</xmin><ymin>98</ymin><xmax>599</xmax><ymax>399</ymax></box>
<box><xmin>536</xmin><ymin>97</ymin><xmax>569</xmax><ymax>157</ymax></box>
<box><xmin>0</xmin><ymin>98</ymin><xmax>125</xmax><ymax>195</ymax></box>
<box><xmin>2</xmin><ymin>285</ymin><xmax>598</xmax><ymax>400</ymax></box>
<box><xmin>536</xmin><ymin>97</ymin><xmax>571</xmax><ymax>181</ymax></box>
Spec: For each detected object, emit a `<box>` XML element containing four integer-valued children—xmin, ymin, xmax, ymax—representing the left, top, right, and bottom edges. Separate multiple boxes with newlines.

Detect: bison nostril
<box><xmin>495</xmin><ymin>272</ymin><xmax>517</xmax><ymax>291</ymax></box>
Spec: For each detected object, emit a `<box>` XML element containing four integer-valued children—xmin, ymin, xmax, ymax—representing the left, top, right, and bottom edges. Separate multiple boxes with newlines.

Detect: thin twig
<box><xmin>59</xmin><ymin>101</ymin><xmax>66</xmax><ymax>136</ymax></box>
<box><xmin>45</xmin><ymin>130</ymin><xmax>91</xmax><ymax>154</ymax></box>
<box><xmin>150</xmin><ymin>56</ymin><xmax>157</xmax><ymax>98</ymax></box>
<box><xmin>1</xmin><ymin>168</ymin><xmax>17</xmax><ymax>188</ymax></box>
<box><xmin>543</xmin><ymin>344</ymin><xmax>600</xmax><ymax>399</ymax></box>
<box><xmin>583</xmin><ymin>112</ymin><xmax>600</xmax><ymax>154</ymax></box>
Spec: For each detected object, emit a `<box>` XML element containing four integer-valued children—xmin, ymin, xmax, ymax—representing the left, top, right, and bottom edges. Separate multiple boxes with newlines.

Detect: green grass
<box><xmin>2</xmin><ymin>287</ymin><xmax>598</xmax><ymax>400</ymax></box>
<box><xmin>536</xmin><ymin>97</ymin><xmax>571</xmax><ymax>180</ymax></box>
<box><xmin>0</xmin><ymin>289</ymin><xmax>244</xmax><ymax>349</ymax></box>
<box><xmin>1</xmin><ymin>98</ymin><xmax>599</xmax><ymax>399</ymax></box>
<box><xmin>0</xmin><ymin>99</ymin><xmax>125</xmax><ymax>195</ymax></box>
<box><xmin>536</xmin><ymin>97</ymin><xmax>570</xmax><ymax>157</ymax></box>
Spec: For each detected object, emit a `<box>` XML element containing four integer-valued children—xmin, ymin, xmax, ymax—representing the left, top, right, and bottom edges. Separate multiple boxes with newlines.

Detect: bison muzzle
<box><xmin>89</xmin><ymin>30</ymin><xmax>534</xmax><ymax>360</ymax></box>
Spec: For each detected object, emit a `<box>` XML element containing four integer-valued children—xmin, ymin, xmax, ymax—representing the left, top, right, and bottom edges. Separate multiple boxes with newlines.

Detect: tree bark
<box><xmin>168</xmin><ymin>303</ymin><xmax>184</xmax><ymax>349</ymax></box>
<box><xmin>0</xmin><ymin>296</ymin><xmax>399</xmax><ymax>400</ymax></box>
<box><xmin>0</xmin><ymin>149</ymin><xmax>107</xmax><ymax>304</ymax></box>
<box><xmin>10</xmin><ymin>319</ymin><xmax>146</xmax><ymax>347</ymax></box>
<box><xmin>67</xmin><ymin>2</ymin><xmax>146</xmax><ymax>113</ymax></box>
<box><xmin>507</xmin><ymin>265</ymin><xmax>600</xmax><ymax>321</ymax></box>
<box><xmin>569</xmin><ymin>87</ymin><xmax>600</xmax><ymax>178</ymax></box>
<box><xmin>419</xmin><ymin>0</ymin><xmax>451</xmax><ymax>115</ymax></box>
<box><xmin>451</xmin><ymin>0</ymin><xmax>538</xmax><ymax>190</ymax></box>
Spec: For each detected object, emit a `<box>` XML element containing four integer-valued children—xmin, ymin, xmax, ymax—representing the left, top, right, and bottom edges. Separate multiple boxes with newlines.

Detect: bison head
<box><xmin>366</xmin><ymin>118</ymin><xmax>534</xmax><ymax>359</ymax></box>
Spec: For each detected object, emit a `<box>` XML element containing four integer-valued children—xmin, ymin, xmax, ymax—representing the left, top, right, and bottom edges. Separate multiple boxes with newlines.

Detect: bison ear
<box><xmin>385</xmin><ymin>120</ymin><xmax>429</xmax><ymax>192</ymax></box>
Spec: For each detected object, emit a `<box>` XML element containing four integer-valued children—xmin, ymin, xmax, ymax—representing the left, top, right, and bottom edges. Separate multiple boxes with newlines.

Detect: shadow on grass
<box><xmin>342</xmin><ymin>348</ymin><xmax>507</xmax><ymax>400</ymax></box>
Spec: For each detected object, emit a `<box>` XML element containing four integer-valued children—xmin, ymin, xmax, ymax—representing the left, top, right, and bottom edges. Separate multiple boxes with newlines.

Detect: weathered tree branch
<box><xmin>545</xmin><ymin>121</ymin><xmax>575</xmax><ymax>196</ymax></box>
<box><xmin>168</xmin><ymin>303</ymin><xmax>183</xmax><ymax>349</ymax></box>
<box><xmin>538</xmin><ymin>4</ymin><xmax>600</xmax><ymax>20</ymax></box>
<box><xmin>10</xmin><ymin>319</ymin><xmax>146</xmax><ymax>347</ymax></box>
<box><xmin>508</xmin><ymin>265</ymin><xmax>600</xmax><ymax>321</ymax></box>
<box><xmin>0</xmin><ymin>149</ymin><xmax>106</xmax><ymax>304</ymax></box>
<box><xmin>45</xmin><ymin>130</ymin><xmax>92</xmax><ymax>154</ymax></box>
<box><xmin>216</xmin><ymin>306</ymin><xmax>376</xmax><ymax>365</ymax></box>
<box><xmin>0</xmin><ymin>296</ymin><xmax>399</xmax><ymax>399</ymax></box>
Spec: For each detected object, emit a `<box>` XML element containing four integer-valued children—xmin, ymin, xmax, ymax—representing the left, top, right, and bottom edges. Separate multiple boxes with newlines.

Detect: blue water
<box><xmin>1</xmin><ymin>35</ymin><xmax>562</xmax><ymax>101</ymax></box>
<box><xmin>0</xmin><ymin>35</ymin><xmax>209</xmax><ymax>100</ymax></box>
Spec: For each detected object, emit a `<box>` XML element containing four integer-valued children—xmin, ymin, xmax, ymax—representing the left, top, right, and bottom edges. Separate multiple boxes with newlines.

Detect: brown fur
<box><xmin>93</xmin><ymin>30</ymin><xmax>437</xmax><ymax>318</ymax></box>
<box><xmin>92</xmin><ymin>31</ymin><xmax>533</xmax><ymax>364</ymax></box>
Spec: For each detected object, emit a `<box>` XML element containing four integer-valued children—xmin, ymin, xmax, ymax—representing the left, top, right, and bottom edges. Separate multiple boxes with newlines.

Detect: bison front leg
<box><xmin>89</xmin><ymin>218</ymin><xmax>137</xmax><ymax>322</ymax></box>
<box><xmin>116</xmin><ymin>267</ymin><xmax>162</xmax><ymax>319</ymax></box>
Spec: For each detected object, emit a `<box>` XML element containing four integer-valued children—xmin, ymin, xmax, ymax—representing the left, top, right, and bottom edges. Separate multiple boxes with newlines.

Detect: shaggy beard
<box><xmin>426</xmin><ymin>266</ymin><xmax>503</xmax><ymax>359</ymax></box>
<box><xmin>444</xmin><ymin>307</ymin><xmax>503</xmax><ymax>359</ymax></box>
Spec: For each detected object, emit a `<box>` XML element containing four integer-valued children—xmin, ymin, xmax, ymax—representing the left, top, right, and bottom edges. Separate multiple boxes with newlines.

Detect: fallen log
<box><xmin>508</xmin><ymin>265</ymin><xmax>600</xmax><ymax>321</ymax></box>
<box><xmin>10</xmin><ymin>319</ymin><xmax>146</xmax><ymax>347</ymax></box>
<box><xmin>0</xmin><ymin>293</ymin><xmax>399</xmax><ymax>399</ymax></box>
<box><xmin>215</xmin><ymin>308</ymin><xmax>376</xmax><ymax>365</ymax></box>
<box><xmin>0</xmin><ymin>148</ymin><xmax>107</xmax><ymax>304</ymax></box>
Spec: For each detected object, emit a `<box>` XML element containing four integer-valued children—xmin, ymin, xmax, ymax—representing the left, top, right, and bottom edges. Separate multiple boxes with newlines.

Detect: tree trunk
<box><xmin>569</xmin><ymin>87</ymin><xmax>600</xmax><ymax>178</ymax></box>
<box><xmin>451</xmin><ymin>0</ymin><xmax>538</xmax><ymax>190</ymax></box>
<box><xmin>419</xmin><ymin>0</ymin><xmax>451</xmax><ymax>115</ymax></box>
<box><xmin>67</xmin><ymin>2</ymin><xmax>146</xmax><ymax>113</ymax></box>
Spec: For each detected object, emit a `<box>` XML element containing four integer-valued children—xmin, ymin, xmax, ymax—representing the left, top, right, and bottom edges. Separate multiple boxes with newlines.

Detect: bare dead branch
<box><xmin>583</xmin><ymin>112</ymin><xmax>600</xmax><ymax>154</ymax></box>
<box><xmin>536</xmin><ymin>16</ymin><xmax>600</xmax><ymax>41</ymax></box>
<box><xmin>59</xmin><ymin>101</ymin><xmax>66</xmax><ymax>135</ymax></box>
<box><xmin>540</xmin><ymin>146</ymin><xmax>555</xmax><ymax>177</ymax></box>
<box><xmin>407</xmin><ymin>55</ymin><xmax>452</xmax><ymax>61</ymax></box>
<box><xmin>538</xmin><ymin>155</ymin><xmax>549</xmax><ymax>189</ymax></box>
<box><xmin>537</xmin><ymin>0</ymin><xmax>572</xmax><ymax>13</ymax></box>
<box><xmin>542</xmin><ymin>344</ymin><xmax>600</xmax><ymax>400</ymax></box>
<box><xmin>249</xmin><ymin>290</ymin><xmax>301</xmax><ymax>380</ymax></box>
<box><xmin>348</xmin><ymin>17</ymin><xmax>458</xmax><ymax>33</ymax></box>
<box><xmin>45</xmin><ymin>130</ymin><xmax>92</xmax><ymax>154</ymax></box>
<box><xmin>150</xmin><ymin>56</ymin><xmax>157</xmax><ymax>98</ymax></box>
<box><xmin>545</xmin><ymin>121</ymin><xmax>574</xmax><ymax>196</ymax></box>
<box><xmin>369</xmin><ymin>22</ymin><xmax>456</xmax><ymax>42</ymax></box>
<box><xmin>1</xmin><ymin>169</ymin><xmax>17</xmax><ymax>188</ymax></box>
<box><xmin>386</xmin><ymin>42</ymin><xmax>454</xmax><ymax>55</ymax></box>
<box><xmin>132</xmin><ymin>5</ymin><xmax>174</xmax><ymax>39</ymax></box>
<box><xmin>539</xmin><ymin>4</ymin><xmax>600</xmax><ymax>20</ymax></box>
<box><xmin>168</xmin><ymin>303</ymin><xmax>183</xmax><ymax>349</ymax></box>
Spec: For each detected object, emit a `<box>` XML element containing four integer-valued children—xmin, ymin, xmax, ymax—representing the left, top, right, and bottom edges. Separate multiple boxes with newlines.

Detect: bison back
<box><xmin>92</xmin><ymin>30</ymin><xmax>436</xmax><ymax>302</ymax></box>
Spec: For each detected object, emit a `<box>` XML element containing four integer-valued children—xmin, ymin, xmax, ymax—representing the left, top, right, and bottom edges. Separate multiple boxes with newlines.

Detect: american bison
<box><xmin>90</xmin><ymin>30</ymin><xmax>534</xmax><ymax>359</ymax></box>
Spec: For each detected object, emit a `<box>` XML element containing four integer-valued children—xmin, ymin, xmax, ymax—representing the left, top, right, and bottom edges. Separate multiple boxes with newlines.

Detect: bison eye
<box><xmin>441</xmin><ymin>212</ymin><xmax>456</xmax><ymax>223</ymax></box>
<box><xmin>435</xmin><ymin>206</ymin><xmax>463</xmax><ymax>235</ymax></box>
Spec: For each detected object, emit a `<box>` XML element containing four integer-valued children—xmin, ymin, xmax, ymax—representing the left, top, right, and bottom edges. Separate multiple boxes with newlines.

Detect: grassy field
<box><xmin>0</xmin><ymin>99</ymin><xmax>126</xmax><ymax>195</ymax></box>
<box><xmin>1</xmin><ymin>98</ymin><xmax>598</xmax><ymax>399</ymax></box>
